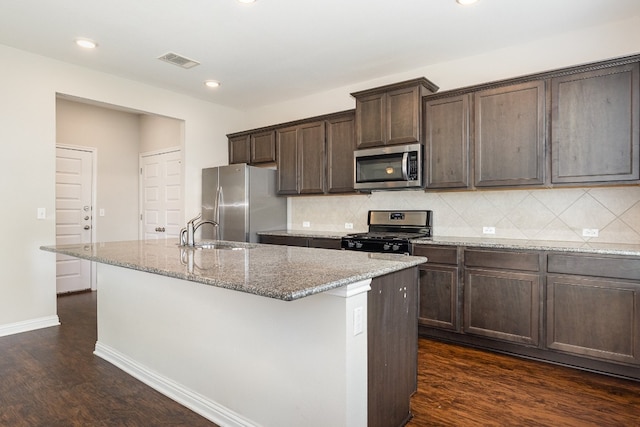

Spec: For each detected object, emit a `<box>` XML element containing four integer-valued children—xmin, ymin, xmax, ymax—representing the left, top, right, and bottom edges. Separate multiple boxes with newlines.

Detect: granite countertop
<box><xmin>411</xmin><ymin>236</ymin><xmax>640</xmax><ymax>257</ymax></box>
<box><xmin>41</xmin><ymin>239</ymin><xmax>426</xmax><ymax>301</ymax></box>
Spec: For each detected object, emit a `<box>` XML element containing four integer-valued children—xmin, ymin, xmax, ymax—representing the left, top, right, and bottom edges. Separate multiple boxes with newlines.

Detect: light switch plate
<box><xmin>37</xmin><ymin>207</ymin><xmax>46</xmax><ymax>220</ymax></box>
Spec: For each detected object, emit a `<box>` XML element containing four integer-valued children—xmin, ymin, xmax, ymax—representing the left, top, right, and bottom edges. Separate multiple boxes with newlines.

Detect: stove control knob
<box><xmin>347</xmin><ymin>241</ymin><xmax>355</xmax><ymax>248</ymax></box>
<box><xmin>355</xmin><ymin>242</ymin><xmax>363</xmax><ymax>249</ymax></box>
<box><xmin>392</xmin><ymin>244</ymin><xmax>400</xmax><ymax>251</ymax></box>
<box><xmin>383</xmin><ymin>243</ymin><xmax>390</xmax><ymax>251</ymax></box>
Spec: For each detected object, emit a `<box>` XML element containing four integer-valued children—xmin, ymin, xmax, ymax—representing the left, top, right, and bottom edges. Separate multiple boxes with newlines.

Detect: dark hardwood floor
<box><xmin>1</xmin><ymin>291</ymin><xmax>639</xmax><ymax>426</ymax></box>
<box><xmin>409</xmin><ymin>339</ymin><xmax>640</xmax><ymax>427</ymax></box>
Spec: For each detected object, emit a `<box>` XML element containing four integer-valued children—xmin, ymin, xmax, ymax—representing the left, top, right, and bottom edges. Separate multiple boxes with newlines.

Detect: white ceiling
<box><xmin>1</xmin><ymin>0</ymin><xmax>639</xmax><ymax>110</ymax></box>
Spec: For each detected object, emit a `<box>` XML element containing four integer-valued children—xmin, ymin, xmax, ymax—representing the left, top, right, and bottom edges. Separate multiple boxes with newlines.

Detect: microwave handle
<box><xmin>401</xmin><ymin>152</ymin><xmax>409</xmax><ymax>180</ymax></box>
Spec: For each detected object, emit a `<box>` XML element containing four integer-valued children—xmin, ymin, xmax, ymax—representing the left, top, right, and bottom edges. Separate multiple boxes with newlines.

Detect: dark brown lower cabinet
<box><xmin>464</xmin><ymin>268</ymin><xmax>540</xmax><ymax>346</ymax></box>
<box><xmin>418</xmin><ymin>264</ymin><xmax>459</xmax><ymax>331</ymax></box>
<box><xmin>416</xmin><ymin>245</ymin><xmax>640</xmax><ymax>380</ymax></box>
<box><xmin>546</xmin><ymin>274</ymin><xmax>640</xmax><ymax>365</ymax></box>
<box><xmin>257</xmin><ymin>234</ymin><xmax>309</xmax><ymax>247</ymax></box>
<box><xmin>368</xmin><ymin>267</ymin><xmax>418</xmax><ymax>427</ymax></box>
<box><xmin>257</xmin><ymin>234</ymin><xmax>342</xmax><ymax>249</ymax></box>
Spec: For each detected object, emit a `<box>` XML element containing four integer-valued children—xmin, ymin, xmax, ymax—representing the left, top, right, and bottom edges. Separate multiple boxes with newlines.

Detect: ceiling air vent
<box><xmin>157</xmin><ymin>52</ymin><xmax>200</xmax><ymax>69</ymax></box>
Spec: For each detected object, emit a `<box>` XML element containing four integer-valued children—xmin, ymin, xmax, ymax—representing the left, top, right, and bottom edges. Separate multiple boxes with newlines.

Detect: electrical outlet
<box><xmin>482</xmin><ymin>226</ymin><xmax>496</xmax><ymax>235</ymax></box>
<box><xmin>582</xmin><ymin>228</ymin><xmax>599</xmax><ymax>237</ymax></box>
<box><xmin>99</xmin><ymin>208</ymin><xmax>105</xmax><ymax>217</ymax></box>
<box><xmin>302</xmin><ymin>221</ymin><xmax>311</xmax><ymax>228</ymax></box>
<box><xmin>344</xmin><ymin>222</ymin><xmax>353</xmax><ymax>229</ymax></box>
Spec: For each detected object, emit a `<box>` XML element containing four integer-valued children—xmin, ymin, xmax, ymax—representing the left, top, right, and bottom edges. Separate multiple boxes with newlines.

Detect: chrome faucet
<box><xmin>180</xmin><ymin>213</ymin><xmax>218</xmax><ymax>247</ymax></box>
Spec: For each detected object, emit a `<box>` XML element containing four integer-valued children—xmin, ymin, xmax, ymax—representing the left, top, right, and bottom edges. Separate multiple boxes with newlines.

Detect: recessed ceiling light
<box><xmin>456</xmin><ymin>0</ymin><xmax>478</xmax><ymax>5</ymax></box>
<box><xmin>204</xmin><ymin>80</ymin><xmax>221</xmax><ymax>89</ymax></box>
<box><xmin>75</xmin><ymin>38</ymin><xmax>97</xmax><ymax>49</ymax></box>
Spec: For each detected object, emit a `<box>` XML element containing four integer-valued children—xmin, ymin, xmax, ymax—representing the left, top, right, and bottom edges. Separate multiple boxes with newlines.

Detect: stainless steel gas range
<box><xmin>341</xmin><ymin>210</ymin><xmax>433</xmax><ymax>255</ymax></box>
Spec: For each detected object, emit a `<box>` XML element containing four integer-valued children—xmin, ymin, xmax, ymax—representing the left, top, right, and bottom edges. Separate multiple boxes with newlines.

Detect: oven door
<box><xmin>354</xmin><ymin>143</ymin><xmax>422</xmax><ymax>190</ymax></box>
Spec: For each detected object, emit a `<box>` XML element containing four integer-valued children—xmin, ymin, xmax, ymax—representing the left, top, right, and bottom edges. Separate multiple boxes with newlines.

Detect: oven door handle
<box><xmin>401</xmin><ymin>152</ymin><xmax>409</xmax><ymax>180</ymax></box>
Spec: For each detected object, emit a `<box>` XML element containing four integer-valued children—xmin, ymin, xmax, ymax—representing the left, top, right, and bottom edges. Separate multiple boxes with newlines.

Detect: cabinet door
<box><xmin>474</xmin><ymin>81</ymin><xmax>545</xmax><ymax>187</ymax></box>
<box><xmin>418</xmin><ymin>264</ymin><xmax>459</xmax><ymax>331</ymax></box>
<box><xmin>276</xmin><ymin>126</ymin><xmax>299</xmax><ymax>195</ymax></box>
<box><xmin>250</xmin><ymin>130</ymin><xmax>276</xmax><ymax>164</ymax></box>
<box><xmin>298</xmin><ymin>121</ymin><xmax>326</xmax><ymax>194</ymax></box>
<box><xmin>464</xmin><ymin>268</ymin><xmax>540</xmax><ymax>346</ymax></box>
<box><xmin>229</xmin><ymin>135</ymin><xmax>250</xmax><ymax>164</ymax></box>
<box><xmin>546</xmin><ymin>274</ymin><xmax>640</xmax><ymax>365</ymax></box>
<box><xmin>387</xmin><ymin>85</ymin><xmax>421</xmax><ymax>145</ymax></box>
<box><xmin>326</xmin><ymin>113</ymin><xmax>356</xmax><ymax>193</ymax></box>
<box><xmin>551</xmin><ymin>62</ymin><xmax>640</xmax><ymax>184</ymax></box>
<box><xmin>424</xmin><ymin>94</ymin><xmax>470</xmax><ymax>188</ymax></box>
<box><xmin>355</xmin><ymin>92</ymin><xmax>385</xmax><ymax>148</ymax></box>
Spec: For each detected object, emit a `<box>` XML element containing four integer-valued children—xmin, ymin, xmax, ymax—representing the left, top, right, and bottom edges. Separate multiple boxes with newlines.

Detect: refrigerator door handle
<box><xmin>214</xmin><ymin>186</ymin><xmax>222</xmax><ymax>240</ymax></box>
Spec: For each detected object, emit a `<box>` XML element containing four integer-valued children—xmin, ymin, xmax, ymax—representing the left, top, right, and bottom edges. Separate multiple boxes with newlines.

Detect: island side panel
<box><xmin>94</xmin><ymin>263</ymin><xmax>369</xmax><ymax>427</ymax></box>
<box><xmin>368</xmin><ymin>266</ymin><xmax>419</xmax><ymax>427</ymax></box>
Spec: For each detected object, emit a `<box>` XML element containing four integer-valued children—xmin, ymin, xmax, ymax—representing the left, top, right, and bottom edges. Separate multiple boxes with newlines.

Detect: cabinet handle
<box><xmin>84</xmin><ymin>225</ymin><xmax>90</xmax><ymax>230</ymax></box>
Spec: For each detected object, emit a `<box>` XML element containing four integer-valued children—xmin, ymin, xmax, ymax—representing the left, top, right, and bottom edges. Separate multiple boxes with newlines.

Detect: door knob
<box><xmin>84</xmin><ymin>225</ymin><xmax>90</xmax><ymax>230</ymax></box>
<box><xmin>84</xmin><ymin>216</ymin><xmax>90</xmax><ymax>220</ymax></box>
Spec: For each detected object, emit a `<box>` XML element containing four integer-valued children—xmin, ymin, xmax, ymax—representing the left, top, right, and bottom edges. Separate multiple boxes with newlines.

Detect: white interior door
<box><xmin>140</xmin><ymin>149</ymin><xmax>183</xmax><ymax>240</ymax></box>
<box><xmin>55</xmin><ymin>146</ymin><xmax>94</xmax><ymax>293</ymax></box>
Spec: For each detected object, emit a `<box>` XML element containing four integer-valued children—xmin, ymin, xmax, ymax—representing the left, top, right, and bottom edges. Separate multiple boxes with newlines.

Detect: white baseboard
<box><xmin>0</xmin><ymin>315</ymin><xmax>60</xmax><ymax>338</ymax></box>
<box><xmin>94</xmin><ymin>342</ymin><xmax>257</xmax><ymax>427</ymax></box>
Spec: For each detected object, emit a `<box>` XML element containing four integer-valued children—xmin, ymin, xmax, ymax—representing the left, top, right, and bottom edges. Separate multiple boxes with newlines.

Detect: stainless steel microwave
<box><xmin>353</xmin><ymin>143</ymin><xmax>423</xmax><ymax>190</ymax></box>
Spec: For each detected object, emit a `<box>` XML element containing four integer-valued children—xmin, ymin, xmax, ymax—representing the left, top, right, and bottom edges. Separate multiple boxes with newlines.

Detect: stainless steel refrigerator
<box><xmin>201</xmin><ymin>164</ymin><xmax>286</xmax><ymax>243</ymax></box>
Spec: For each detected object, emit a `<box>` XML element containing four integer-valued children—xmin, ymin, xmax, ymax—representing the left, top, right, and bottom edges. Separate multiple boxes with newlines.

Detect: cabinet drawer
<box><xmin>464</xmin><ymin>249</ymin><xmax>540</xmax><ymax>272</ymax></box>
<box><xmin>258</xmin><ymin>235</ymin><xmax>309</xmax><ymax>247</ymax></box>
<box><xmin>412</xmin><ymin>245</ymin><xmax>457</xmax><ymax>265</ymax></box>
<box><xmin>309</xmin><ymin>237</ymin><xmax>342</xmax><ymax>250</ymax></box>
<box><xmin>548</xmin><ymin>254</ymin><xmax>640</xmax><ymax>281</ymax></box>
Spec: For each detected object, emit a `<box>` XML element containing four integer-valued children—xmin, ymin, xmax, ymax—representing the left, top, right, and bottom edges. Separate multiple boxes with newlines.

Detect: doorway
<box><xmin>55</xmin><ymin>145</ymin><xmax>96</xmax><ymax>293</ymax></box>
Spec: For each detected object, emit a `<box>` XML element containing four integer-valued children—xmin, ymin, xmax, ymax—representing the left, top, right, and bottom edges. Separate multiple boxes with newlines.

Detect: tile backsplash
<box><xmin>290</xmin><ymin>186</ymin><xmax>640</xmax><ymax>244</ymax></box>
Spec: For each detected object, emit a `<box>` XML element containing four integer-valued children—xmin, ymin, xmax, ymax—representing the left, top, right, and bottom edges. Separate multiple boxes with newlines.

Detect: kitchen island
<box><xmin>41</xmin><ymin>239</ymin><xmax>426</xmax><ymax>427</ymax></box>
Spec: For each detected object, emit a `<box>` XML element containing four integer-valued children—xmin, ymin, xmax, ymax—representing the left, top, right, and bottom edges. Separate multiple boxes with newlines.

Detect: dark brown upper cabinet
<box><xmin>551</xmin><ymin>62</ymin><xmax>640</xmax><ymax>184</ymax></box>
<box><xmin>423</xmin><ymin>94</ymin><xmax>470</xmax><ymax>189</ymax></box>
<box><xmin>229</xmin><ymin>134</ymin><xmax>250</xmax><ymax>164</ymax></box>
<box><xmin>474</xmin><ymin>80</ymin><xmax>546</xmax><ymax>187</ymax></box>
<box><xmin>352</xmin><ymin>78</ymin><xmax>438</xmax><ymax>149</ymax></box>
<box><xmin>228</xmin><ymin>130</ymin><xmax>276</xmax><ymax>165</ymax></box>
<box><xmin>326</xmin><ymin>112</ymin><xmax>356</xmax><ymax>193</ymax></box>
<box><xmin>276</xmin><ymin>121</ymin><xmax>326</xmax><ymax>195</ymax></box>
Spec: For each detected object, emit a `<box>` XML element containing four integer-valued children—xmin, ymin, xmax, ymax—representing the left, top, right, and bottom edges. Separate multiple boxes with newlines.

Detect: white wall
<box><xmin>139</xmin><ymin>114</ymin><xmax>183</xmax><ymax>154</ymax></box>
<box><xmin>0</xmin><ymin>43</ymin><xmax>242</xmax><ymax>334</ymax></box>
